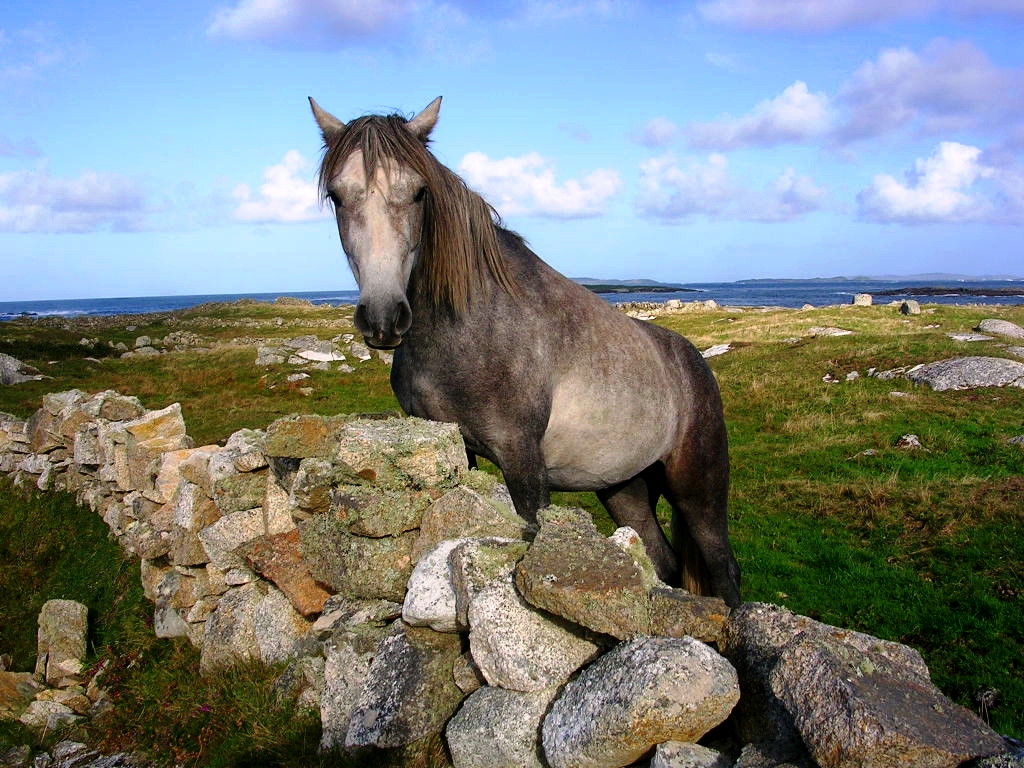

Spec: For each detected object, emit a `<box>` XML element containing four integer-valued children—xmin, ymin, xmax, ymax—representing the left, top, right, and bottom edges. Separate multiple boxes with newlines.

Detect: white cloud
<box><xmin>207</xmin><ymin>0</ymin><xmax>416</xmax><ymax>46</ymax></box>
<box><xmin>697</xmin><ymin>0</ymin><xmax>933</xmax><ymax>31</ymax></box>
<box><xmin>857</xmin><ymin>141</ymin><xmax>1024</xmax><ymax>224</ymax></box>
<box><xmin>836</xmin><ymin>40</ymin><xmax>1024</xmax><ymax>142</ymax></box>
<box><xmin>636</xmin><ymin>152</ymin><xmax>826</xmax><ymax>223</ymax></box>
<box><xmin>686</xmin><ymin>81</ymin><xmax>832</xmax><ymax>150</ymax></box>
<box><xmin>232</xmin><ymin>150</ymin><xmax>324</xmax><ymax>224</ymax></box>
<box><xmin>458</xmin><ymin>151</ymin><xmax>621</xmax><ymax>219</ymax></box>
<box><xmin>0</xmin><ymin>168</ymin><xmax>147</xmax><ymax>233</ymax></box>
<box><xmin>681</xmin><ymin>41</ymin><xmax>1024</xmax><ymax>150</ymax></box>
<box><xmin>633</xmin><ymin>118</ymin><xmax>679</xmax><ymax>148</ymax></box>
<box><xmin>697</xmin><ymin>0</ymin><xmax>1023</xmax><ymax>31</ymax></box>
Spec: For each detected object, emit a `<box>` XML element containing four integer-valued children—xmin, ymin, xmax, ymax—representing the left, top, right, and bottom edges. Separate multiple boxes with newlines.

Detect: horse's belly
<box><xmin>541</xmin><ymin>382</ymin><xmax>674</xmax><ymax>491</ymax></box>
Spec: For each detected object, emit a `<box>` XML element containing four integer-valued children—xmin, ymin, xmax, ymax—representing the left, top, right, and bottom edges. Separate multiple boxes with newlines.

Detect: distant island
<box><xmin>572</xmin><ymin>278</ymin><xmax>696</xmax><ymax>295</ymax></box>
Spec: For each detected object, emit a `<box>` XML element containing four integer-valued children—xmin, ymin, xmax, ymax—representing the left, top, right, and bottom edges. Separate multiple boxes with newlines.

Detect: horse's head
<box><xmin>310</xmin><ymin>96</ymin><xmax>441</xmax><ymax>349</ymax></box>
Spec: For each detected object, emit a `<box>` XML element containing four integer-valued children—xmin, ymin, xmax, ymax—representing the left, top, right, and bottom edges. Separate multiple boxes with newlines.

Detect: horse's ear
<box><xmin>309</xmin><ymin>97</ymin><xmax>346</xmax><ymax>142</ymax></box>
<box><xmin>406</xmin><ymin>96</ymin><xmax>441</xmax><ymax>142</ymax></box>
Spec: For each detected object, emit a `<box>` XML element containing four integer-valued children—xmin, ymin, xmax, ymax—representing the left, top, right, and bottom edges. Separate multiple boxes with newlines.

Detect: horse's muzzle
<box><xmin>354</xmin><ymin>297</ymin><xmax>412</xmax><ymax>350</ymax></box>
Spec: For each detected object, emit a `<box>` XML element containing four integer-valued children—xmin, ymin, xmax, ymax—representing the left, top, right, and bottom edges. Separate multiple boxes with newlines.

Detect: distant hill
<box><xmin>572</xmin><ymin>278</ymin><xmax>689</xmax><ymax>288</ymax></box>
<box><xmin>739</xmin><ymin>273</ymin><xmax>1023</xmax><ymax>283</ymax></box>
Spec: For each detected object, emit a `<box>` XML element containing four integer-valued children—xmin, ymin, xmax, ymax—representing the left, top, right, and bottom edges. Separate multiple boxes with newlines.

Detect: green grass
<box><xmin>1</xmin><ymin>299</ymin><xmax>1022</xmax><ymax>761</ymax></box>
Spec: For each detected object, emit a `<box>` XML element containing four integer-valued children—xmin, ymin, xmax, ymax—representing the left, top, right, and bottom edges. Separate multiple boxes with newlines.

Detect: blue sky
<box><xmin>2</xmin><ymin>0</ymin><xmax>1023</xmax><ymax>300</ymax></box>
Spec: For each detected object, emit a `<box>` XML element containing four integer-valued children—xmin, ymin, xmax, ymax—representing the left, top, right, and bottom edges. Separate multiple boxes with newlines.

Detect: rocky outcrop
<box><xmin>0</xmin><ymin>390</ymin><xmax>1013</xmax><ymax>767</ymax></box>
<box><xmin>976</xmin><ymin>318</ymin><xmax>1024</xmax><ymax>339</ymax></box>
<box><xmin>0</xmin><ymin>353</ymin><xmax>44</xmax><ymax>385</ymax></box>
<box><xmin>907</xmin><ymin>356</ymin><xmax>1024</xmax><ymax>391</ymax></box>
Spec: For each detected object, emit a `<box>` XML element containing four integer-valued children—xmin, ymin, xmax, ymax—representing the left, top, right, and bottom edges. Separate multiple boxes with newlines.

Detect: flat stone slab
<box><xmin>976</xmin><ymin>319</ymin><xmax>1024</xmax><ymax>339</ymax></box>
<box><xmin>948</xmin><ymin>333</ymin><xmax>994</xmax><ymax>342</ymax></box>
<box><xmin>907</xmin><ymin>356</ymin><xmax>1024</xmax><ymax>391</ymax></box>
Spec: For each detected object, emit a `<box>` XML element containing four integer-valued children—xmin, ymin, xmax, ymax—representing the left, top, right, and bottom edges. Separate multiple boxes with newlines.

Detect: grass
<box><xmin>1</xmin><ymin>298</ymin><xmax>1022</xmax><ymax>761</ymax></box>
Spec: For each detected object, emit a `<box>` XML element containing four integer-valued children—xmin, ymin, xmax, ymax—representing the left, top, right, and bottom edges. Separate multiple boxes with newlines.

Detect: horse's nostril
<box><xmin>395</xmin><ymin>301</ymin><xmax>413</xmax><ymax>336</ymax></box>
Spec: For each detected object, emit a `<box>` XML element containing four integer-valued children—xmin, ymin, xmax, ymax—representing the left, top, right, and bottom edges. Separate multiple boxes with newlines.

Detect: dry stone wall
<box><xmin>0</xmin><ymin>390</ymin><xmax>1017</xmax><ymax>768</ymax></box>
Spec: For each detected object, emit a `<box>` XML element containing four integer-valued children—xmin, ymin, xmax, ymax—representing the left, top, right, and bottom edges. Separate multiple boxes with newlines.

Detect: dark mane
<box><xmin>316</xmin><ymin>112</ymin><xmax>517</xmax><ymax>313</ymax></box>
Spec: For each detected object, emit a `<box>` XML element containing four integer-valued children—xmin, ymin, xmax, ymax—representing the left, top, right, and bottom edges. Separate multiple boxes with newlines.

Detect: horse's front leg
<box><xmin>494</xmin><ymin>439</ymin><xmax>550</xmax><ymax>527</ymax></box>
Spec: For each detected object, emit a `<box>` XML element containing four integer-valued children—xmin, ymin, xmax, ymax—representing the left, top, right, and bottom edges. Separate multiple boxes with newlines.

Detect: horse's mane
<box><xmin>316</xmin><ymin>112</ymin><xmax>517</xmax><ymax>314</ymax></box>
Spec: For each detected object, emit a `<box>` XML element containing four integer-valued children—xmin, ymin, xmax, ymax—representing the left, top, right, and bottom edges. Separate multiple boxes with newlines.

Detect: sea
<box><xmin>2</xmin><ymin>279</ymin><xmax>1023</xmax><ymax>322</ymax></box>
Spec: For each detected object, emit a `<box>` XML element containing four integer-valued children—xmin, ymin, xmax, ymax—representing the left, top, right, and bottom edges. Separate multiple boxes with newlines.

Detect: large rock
<box><xmin>771</xmin><ymin>631</ymin><xmax>1009</xmax><ymax>768</ymax></box>
<box><xmin>907</xmin><ymin>356</ymin><xmax>1024</xmax><ymax>391</ymax></box>
<box><xmin>0</xmin><ymin>352</ymin><xmax>43</xmax><ymax>385</ymax></box>
<box><xmin>649</xmin><ymin>587</ymin><xmax>730</xmax><ymax>645</ymax></box>
<box><xmin>236</xmin><ymin>529</ymin><xmax>330</xmax><ymax>617</ymax></box>
<box><xmin>332</xmin><ymin>417</ymin><xmax>468</xmax><ymax>489</ymax></box>
<box><xmin>344</xmin><ymin>622</ymin><xmax>464</xmax><ymax>748</ymax></box>
<box><xmin>515</xmin><ymin>506</ymin><xmax>650</xmax><ymax>640</ymax></box>
<box><xmin>199</xmin><ymin>582</ymin><xmax>309</xmax><ymax>672</ymax></box>
<box><xmin>123</xmin><ymin>403</ymin><xmax>193</xmax><ymax>493</ymax></box>
<box><xmin>332</xmin><ymin>484</ymin><xmax>432</xmax><ymax>537</ymax></box>
<box><xmin>319</xmin><ymin>625</ymin><xmax>389</xmax><ymax>751</ymax></box>
<box><xmin>467</xmin><ymin>575</ymin><xmax>601</xmax><ymax>692</ymax></box>
<box><xmin>541</xmin><ymin>636</ymin><xmax>740</xmax><ymax>768</ymax></box>
<box><xmin>721</xmin><ymin>602</ymin><xmax>938</xmax><ymax>761</ymax></box>
<box><xmin>977</xmin><ymin>318</ymin><xmax>1024</xmax><ymax>339</ymax></box>
<box><xmin>445</xmin><ymin>684</ymin><xmax>558</xmax><ymax>768</ymax></box>
<box><xmin>198</xmin><ymin>507</ymin><xmax>266</xmax><ymax>570</ymax></box>
<box><xmin>413</xmin><ymin>485</ymin><xmax>529</xmax><ymax>562</ymax></box>
<box><xmin>299</xmin><ymin>515</ymin><xmax>416</xmax><ymax>602</ymax></box>
<box><xmin>36</xmin><ymin>599</ymin><xmax>88</xmax><ymax>686</ymax></box>
<box><xmin>264</xmin><ymin>414</ymin><xmax>346</xmax><ymax>459</ymax></box>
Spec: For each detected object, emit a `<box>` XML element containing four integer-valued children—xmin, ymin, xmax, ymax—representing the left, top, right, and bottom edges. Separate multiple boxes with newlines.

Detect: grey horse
<box><xmin>310</xmin><ymin>96</ymin><xmax>741</xmax><ymax>606</ymax></box>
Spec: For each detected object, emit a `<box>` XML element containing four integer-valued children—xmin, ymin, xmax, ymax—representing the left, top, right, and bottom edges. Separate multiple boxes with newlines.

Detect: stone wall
<box><xmin>0</xmin><ymin>390</ymin><xmax>1016</xmax><ymax>768</ymax></box>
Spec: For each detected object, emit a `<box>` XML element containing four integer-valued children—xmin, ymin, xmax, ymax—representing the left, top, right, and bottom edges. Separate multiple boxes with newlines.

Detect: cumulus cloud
<box><xmin>835</xmin><ymin>39</ymin><xmax>1024</xmax><ymax>142</ymax></box>
<box><xmin>696</xmin><ymin>0</ymin><xmax>1023</xmax><ymax>31</ymax></box>
<box><xmin>857</xmin><ymin>141</ymin><xmax>1024</xmax><ymax>224</ymax></box>
<box><xmin>681</xmin><ymin>41</ymin><xmax>1024</xmax><ymax>150</ymax></box>
<box><xmin>458</xmin><ymin>151</ymin><xmax>621</xmax><ymax>219</ymax></box>
<box><xmin>686</xmin><ymin>81</ymin><xmax>832</xmax><ymax>150</ymax></box>
<box><xmin>0</xmin><ymin>168</ymin><xmax>148</xmax><ymax>233</ymax></box>
<box><xmin>232</xmin><ymin>150</ymin><xmax>324</xmax><ymax>223</ymax></box>
<box><xmin>633</xmin><ymin>118</ymin><xmax>679</xmax><ymax>148</ymax></box>
<box><xmin>207</xmin><ymin>0</ymin><xmax>417</xmax><ymax>46</ymax></box>
<box><xmin>636</xmin><ymin>152</ymin><xmax>826</xmax><ymax>222</ymax></box>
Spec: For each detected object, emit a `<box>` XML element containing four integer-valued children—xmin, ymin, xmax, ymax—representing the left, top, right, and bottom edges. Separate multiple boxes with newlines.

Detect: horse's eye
<box><xmin>328</xmin><ymin>192</ymin><xmax>344</xmax><ymax>209</ymax></box>
<box><xmin>413</xmin><ymin>186</ymin><xmax>427</xmax><ymax>203</ymax></box>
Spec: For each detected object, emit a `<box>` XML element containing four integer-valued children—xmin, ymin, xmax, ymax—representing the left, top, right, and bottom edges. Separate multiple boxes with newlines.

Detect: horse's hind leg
<box><xmin>663</xmin><ymin>445</ymin><xmax>742</xmax><ymax>607</ymax></box>
<box><xmin>597</xmin><ymin>469</ymin><xmax>678</xmax><ymax>584</ymax></box>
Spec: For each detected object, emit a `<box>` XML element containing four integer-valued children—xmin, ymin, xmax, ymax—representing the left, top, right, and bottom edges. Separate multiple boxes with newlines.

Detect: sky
<box><xmin>2</xmin><ymin>1</ymin><xmax>1024</xmax><ymax>301</ymax></box>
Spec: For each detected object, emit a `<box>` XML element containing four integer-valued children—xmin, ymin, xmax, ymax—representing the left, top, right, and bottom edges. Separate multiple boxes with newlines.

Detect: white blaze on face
<box><xmin>333</xmin><ymin>150</ymin><xmax>424</xmax><ymax>294</ymax></box>
<box><xmin>328</xmin><ymin>150</ymin><xmax>426</xmax><ymax>347</ymax></box>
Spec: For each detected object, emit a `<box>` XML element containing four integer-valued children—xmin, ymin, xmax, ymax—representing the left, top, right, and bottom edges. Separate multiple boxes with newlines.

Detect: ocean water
<box><xmin>1</xmin><ymin>280</ymin><xmax>1022</xmax><ymax>322</ymax></box>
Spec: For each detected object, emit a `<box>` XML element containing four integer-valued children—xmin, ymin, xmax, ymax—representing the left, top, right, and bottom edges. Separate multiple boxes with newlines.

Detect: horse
<box><xmin>309</xmin><ymin>96</ymin><xmax>741</xmax><ymax>607</ymax></box>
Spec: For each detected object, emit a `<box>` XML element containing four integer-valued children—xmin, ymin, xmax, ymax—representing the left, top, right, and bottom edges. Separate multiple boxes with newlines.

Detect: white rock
<box><xmin>402</xmin><ymin>540</ymin><xmax>462</xmax><ymax>632</ymax></box>
<box><xmin>468</xmin><ymin>576</ymin><xmax>600</xmax><ymax>692</ymax></box>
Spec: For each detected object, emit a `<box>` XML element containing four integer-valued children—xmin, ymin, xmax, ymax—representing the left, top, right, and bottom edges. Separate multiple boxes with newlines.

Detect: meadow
<box><xmin>0</xmin><ymin>297</ymin><xmax>1021</xmax><ymax>765</ymax></box>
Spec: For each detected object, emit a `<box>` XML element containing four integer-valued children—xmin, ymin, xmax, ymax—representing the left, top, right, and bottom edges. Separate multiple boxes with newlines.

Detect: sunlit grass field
<box><xmin>1</xmin><ymin>298</ymin><xmax>1021</xmax><ymax>763</ymax></box>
